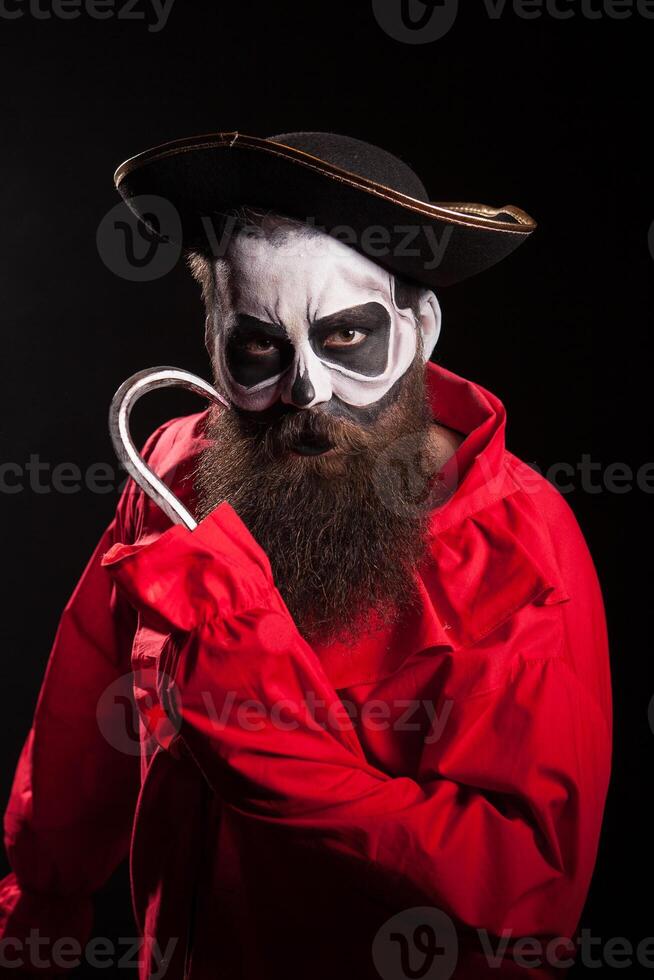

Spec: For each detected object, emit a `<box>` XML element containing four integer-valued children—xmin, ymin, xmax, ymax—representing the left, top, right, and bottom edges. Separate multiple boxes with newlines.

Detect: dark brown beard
<box><xmin>192</xmin><ymin>355</ymin><xmax>447</xmax><ymax>648</ymax></box>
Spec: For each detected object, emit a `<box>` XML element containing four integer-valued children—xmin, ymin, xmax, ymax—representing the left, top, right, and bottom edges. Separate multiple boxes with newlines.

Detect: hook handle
<box><xmin>109</xmin><ymin>366</ymin><xmax>229</xmax><ymax>531</ymax></box>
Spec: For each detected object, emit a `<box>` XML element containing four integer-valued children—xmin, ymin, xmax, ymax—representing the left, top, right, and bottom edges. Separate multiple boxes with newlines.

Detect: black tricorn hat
<box><xmin>114</xmin><ymin>130</ymin><xmax>536</xmax><ymax>289</ymax></box>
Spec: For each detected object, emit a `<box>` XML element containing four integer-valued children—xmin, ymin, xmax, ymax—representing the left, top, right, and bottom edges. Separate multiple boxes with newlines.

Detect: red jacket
<box><xmin>0</xmin><ymin>362</ymin><xmax>612</xmax><ymax>979</ymax></box>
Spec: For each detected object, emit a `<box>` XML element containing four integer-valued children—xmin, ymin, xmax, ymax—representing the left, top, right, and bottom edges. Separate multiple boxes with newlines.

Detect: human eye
<box><xmin>237</xmin><ymin>334</ymin><xmax>279</xmax><ymax>356</ymax></box>
<box><xmin>322</xmin><ymin>328</ymin><xmax>368</xmax><ymax>350</ymax></box>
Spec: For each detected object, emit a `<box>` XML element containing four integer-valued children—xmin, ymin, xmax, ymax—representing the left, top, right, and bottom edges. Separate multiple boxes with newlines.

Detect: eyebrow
<box><xmin>231</xmin><ymin>313</ymin><xmax>289</xmax><ymax>340</ymax></box>
<box><xmin>312</xmin><ymin>302</ymin><xmax>390</xmax><ymax>335</ymax></box>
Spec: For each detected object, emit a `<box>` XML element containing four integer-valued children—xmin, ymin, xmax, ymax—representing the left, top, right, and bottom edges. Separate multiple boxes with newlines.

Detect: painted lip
<box><xmin>289</xmin><ymin>436</ymin><xmax>335</xmax><ymax>456</ymax></box>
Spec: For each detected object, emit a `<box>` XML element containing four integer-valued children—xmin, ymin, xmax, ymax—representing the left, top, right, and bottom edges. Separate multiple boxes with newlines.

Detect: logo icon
<box><xmin>96</xmin><ymin>194</ymin><xmax>182</xmax><ymax>281</ymax></box>
<box><xmin>97</xmin><ymin>667</ymin><xmax>182</xmax><ymax>756</ymax></box>
<box><xmin>372</xmin><ymin>907</ymin><xmax>458</xmax><ymax>979</ymax></box>
<box><xmin>372</xmin><ymin>0</ymin><xmax>459</xmax><ymax>44</ymax></box>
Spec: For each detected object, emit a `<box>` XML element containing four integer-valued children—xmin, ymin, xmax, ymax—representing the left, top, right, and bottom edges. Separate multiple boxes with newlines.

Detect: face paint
<box><xmin>209</xmin><ymin>221</ymin><xmax>442</xmax><ymax>413</ymax></box>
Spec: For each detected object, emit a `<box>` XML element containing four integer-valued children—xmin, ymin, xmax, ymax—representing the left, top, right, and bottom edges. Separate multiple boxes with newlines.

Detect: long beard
<box><xmin>193</xmin><ymin>355</ymin><xmax>446</xmax><ymax>647</ymax></box>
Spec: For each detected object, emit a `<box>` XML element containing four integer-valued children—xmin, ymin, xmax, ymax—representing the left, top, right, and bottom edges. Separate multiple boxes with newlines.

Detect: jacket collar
<box><xmin>424</xmin><ymin>360</ymin><xmax>514</xmax><ymax>535</ymax></box>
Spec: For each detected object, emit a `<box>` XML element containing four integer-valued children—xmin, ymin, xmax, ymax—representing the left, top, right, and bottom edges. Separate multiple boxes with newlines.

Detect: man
<box><xmin>0</xmin><ymin>132</ymin><xmax>611</xmax><ymax>979</ymax></box>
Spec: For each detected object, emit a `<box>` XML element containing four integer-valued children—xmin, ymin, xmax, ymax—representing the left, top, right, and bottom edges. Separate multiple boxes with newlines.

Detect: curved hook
<box><xmin>109</xmin><ymin>366</ymin><xmax>229</xmax><ymax>531</ymax></box>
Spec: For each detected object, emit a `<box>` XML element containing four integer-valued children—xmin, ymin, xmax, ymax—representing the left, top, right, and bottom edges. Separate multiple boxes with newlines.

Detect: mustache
<box><xmin>243</xmin><ymin>407</ymin><xmax>373</xmax><ymax>458</ymax></box>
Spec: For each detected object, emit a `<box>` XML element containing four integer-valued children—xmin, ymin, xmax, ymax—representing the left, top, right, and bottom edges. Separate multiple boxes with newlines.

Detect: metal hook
<box><xmin>109</xmin><ymin>366</ymin><xmax>230</xmax><ymax>531</ymax></box>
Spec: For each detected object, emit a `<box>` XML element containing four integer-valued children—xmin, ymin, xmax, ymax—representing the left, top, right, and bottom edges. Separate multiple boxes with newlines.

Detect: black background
<box><xmin>0</xmin><ymin>1</ymin><xmax>652</xmax><ymax>975</ymax></box>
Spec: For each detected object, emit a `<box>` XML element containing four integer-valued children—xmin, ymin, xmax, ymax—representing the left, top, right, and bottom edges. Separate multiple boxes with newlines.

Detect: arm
<box><xmin>0</xmin><ymin>466</ymin><xmax>144</xmax><ymax>973</ymax></box>
<box><xmin>104</xmin><ymin>502</ymin><xmax>611</xmax><ymax>959</ymax></box>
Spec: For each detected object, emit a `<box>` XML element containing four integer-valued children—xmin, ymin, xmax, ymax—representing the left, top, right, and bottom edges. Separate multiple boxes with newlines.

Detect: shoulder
<box><xmin>425</xmin><ymin>447</ymin><xmax>605</xmax><ymax>652</ymax></box>
<box><xmin>504</xmin><ymin>451</ymin><xmax>602</xmax><ymax>596</ymax></box>
<box><xmin>427</xmin><ymin>453</ymin><xmax>611</xmax><ymax>734</ymax></box>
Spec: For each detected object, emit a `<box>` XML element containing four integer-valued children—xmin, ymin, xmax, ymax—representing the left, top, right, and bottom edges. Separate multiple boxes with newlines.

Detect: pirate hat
<box><xmin>114</xmin><ymin>130</ymin><xmax>536</xmax><ymax>288</ymax></box>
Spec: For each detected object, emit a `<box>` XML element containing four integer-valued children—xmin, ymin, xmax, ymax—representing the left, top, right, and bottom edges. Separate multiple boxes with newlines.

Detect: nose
<box><xmin>281</xmin><ymin>349</ymin><xmax>332</xmax><ymax>409</ymax></box>
<box><xmin>285</xmin><ymin>363</ymin><xmax>315</xmax><ymax>408</ymax></box>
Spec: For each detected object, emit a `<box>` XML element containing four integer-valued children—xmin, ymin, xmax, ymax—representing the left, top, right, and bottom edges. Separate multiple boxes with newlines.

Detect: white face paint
<box><xmin>209</xmin><ymin>221</ymin><xmax>442</xmax><ymax>413</ymax></box>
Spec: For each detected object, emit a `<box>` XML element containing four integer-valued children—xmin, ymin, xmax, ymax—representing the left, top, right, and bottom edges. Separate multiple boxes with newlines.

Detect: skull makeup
<box><xmin>208</xmin><ymin>219</ymin><xmax>442</xmax><ymax>415</ymax></box>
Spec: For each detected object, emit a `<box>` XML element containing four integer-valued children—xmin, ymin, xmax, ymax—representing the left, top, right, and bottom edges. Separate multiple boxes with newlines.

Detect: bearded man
<box><xmin>0</xmin><ymin>132</ymin><xmax>611</xmax><ymax>980</ymax></box>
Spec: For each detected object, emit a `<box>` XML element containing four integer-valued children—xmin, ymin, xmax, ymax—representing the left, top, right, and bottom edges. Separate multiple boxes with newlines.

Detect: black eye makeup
<box><xmin>225</xmin><ymin>302</ymin><xmax>392</xmax><ymax>390</ymax></box>
<box><xmin>225</xmin><ymin>314</ymin><xmax>294</xmax><ymax>388</ymax></box>
<box><xmin>310</xmin><ymin>302</ymin><xmax>390</xmax><ymax>377</ymax></box>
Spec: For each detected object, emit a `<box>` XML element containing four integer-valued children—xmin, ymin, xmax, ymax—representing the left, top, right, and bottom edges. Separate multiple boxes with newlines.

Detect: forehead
<box><xmin>220</xmin><ymin>224</ymin><xmax>393</xmax><ymax>323</ymax></box>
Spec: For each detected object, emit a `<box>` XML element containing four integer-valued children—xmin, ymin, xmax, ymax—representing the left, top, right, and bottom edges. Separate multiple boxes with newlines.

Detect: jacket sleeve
<box><xmin>104</xmin><ymin>501</ymin><xmax>611</xmax><ymax>957</ymax></box>
<box><xmin>0</xmin><ymin>467</ymin><xmax>145</xmax><ymax>973</ymax></box>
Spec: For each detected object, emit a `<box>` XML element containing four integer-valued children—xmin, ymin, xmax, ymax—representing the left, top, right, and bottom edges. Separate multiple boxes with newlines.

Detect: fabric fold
<box><xmin>101</xmin><ymin>501</ymin><xmax>276</xmax><ymax>632</ymax></box>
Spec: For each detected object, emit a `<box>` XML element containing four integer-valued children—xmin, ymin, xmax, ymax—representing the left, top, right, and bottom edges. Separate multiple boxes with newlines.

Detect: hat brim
<box><xmin>114</xmin><ymin>131</ymin><xmax>536</xmax><ymax>288</ymax></box>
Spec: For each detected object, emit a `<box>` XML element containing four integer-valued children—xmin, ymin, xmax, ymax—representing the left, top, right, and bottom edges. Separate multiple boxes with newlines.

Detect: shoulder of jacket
<box><xmin>424</xmin><ymin>457</ymin><xmax>573</xmax><ymax>651</ymax></box>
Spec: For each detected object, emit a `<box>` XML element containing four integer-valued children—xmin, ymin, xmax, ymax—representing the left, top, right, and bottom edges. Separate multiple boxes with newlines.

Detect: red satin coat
<box><xmin>0</xmin><ymin>362</ymin><xmax>612</xmax><ymax>979</ymax></box>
